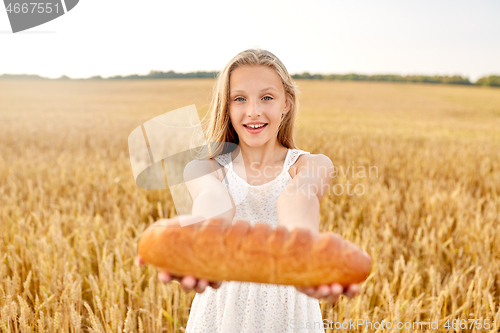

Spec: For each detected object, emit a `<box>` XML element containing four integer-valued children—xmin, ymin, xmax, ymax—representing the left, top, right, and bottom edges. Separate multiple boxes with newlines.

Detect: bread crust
<box><xmin>138</xmin><ymin>217</ymin><xmax>372</xmax><ymax>287</ymax></box>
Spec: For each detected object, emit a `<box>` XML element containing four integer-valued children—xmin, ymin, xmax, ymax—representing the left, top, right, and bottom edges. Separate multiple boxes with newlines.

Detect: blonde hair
<box><xmin>196</xmin><ymin>48</ymin><xmax>300</xmax><ymax>160</ymax></box>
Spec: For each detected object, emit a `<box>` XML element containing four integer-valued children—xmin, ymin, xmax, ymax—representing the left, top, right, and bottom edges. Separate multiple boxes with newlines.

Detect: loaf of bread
<box><xmin>137</xmin><ymin>217</ymin><xmax>372</xmax><ymax>287</ymax></box>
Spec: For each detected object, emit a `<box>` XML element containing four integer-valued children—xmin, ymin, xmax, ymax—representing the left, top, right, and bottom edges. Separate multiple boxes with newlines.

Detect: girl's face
<box><xmin>228</xmin><ymin>65</ymin><xmax>290</xmax><ymax>148</ymax></box>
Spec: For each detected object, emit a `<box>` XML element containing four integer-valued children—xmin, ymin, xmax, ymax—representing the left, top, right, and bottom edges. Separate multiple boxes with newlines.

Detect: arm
<box><xmin>277</xmin><ymin>154</ymin><xmax>361</xmax><ymax>303</ymax></box>
<box><xmin>183</xmin><ymin>158</ymin><xmax>236</xmax><ymax>227</ymax></box>
<box><xmin>136</xmin><ymin>158</ymin><xmax>235</xmax><ymax>293</ymax></box>
<box><xmin>277</xmin><ymin>154</ymin><xmax>334</xmax><ymax>234</ymax></box>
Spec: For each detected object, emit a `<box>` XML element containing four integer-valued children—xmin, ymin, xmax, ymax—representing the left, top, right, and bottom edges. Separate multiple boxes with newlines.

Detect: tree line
<box><xmin>291</xmin><ymin>73</ymin><xmax>500</xmax><ymax>86</ymax></box>
<box><xmin>1</xmin><ymin>71</ymin><xmax>499</xmax><ymax>87</ymax></box>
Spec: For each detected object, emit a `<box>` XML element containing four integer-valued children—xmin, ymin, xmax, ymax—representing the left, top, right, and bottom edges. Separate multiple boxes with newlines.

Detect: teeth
<box><xmin>247</xmin><ymin>124</ymin><xmax>265</xmax><ymax>129</ymax></box>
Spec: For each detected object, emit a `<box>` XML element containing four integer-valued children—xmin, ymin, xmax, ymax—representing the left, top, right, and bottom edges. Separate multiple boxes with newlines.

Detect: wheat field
<box><xmin>0</xmin><ymin>78</ymin><xmax>499</xmax><ymax>332</ymax></box>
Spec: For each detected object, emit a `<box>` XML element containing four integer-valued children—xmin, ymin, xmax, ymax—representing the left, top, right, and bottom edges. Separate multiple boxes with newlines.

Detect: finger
<box><xmin>298</xmin><ymin>287</ymin><xmax>315</xmax><ymax>296</ymax></box>
<box><xmin>209</xmin><ymin>281</ymin><xmax>222</xmax><ymax>289</ymax></box>
<box><xmin>295</xmin><ymin>287</ymin><xmax>304</xmax><ymax>294</ymax></box>
<box><xmin>180</xmin><ymin>276</ymin><xmax>197</xmax><ymax>292</ymax></box>
<box><xmin>306</xmin><ymin>287</ymin><xmax>319</xmax><ymax>298</ymax></box>
<box><xmin>343</xmin><ymin>284</ymin><xmax>360</xmax><ymax>298</ymax></box>
<box><xmin>134</xmin><ymin>256</ymin><xmax>145</xmax><ymax>266</ymax></box>
<box><xmin>330</xmin><ymin>283</ymin><xmax>343</xmax><ymax>298</ymax></box>
<box><xmin>195</xmin><ymin>279</ymin><xmax>209</xmax><ymax>293</ymax></box>
<box><xmin>158</xmin><ymin>271</ymin><xmax>172</xmax><ymax>284</ymax></box>
<box><xmin>311</xmin><ymin>285</ymin><xmax>330</xmax><ymax>299</ymax></box>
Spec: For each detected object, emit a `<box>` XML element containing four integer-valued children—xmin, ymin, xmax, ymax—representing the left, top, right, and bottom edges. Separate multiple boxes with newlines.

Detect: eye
<box><xmin>263</xmin><ymin>96</ymin><xmax>273</xmax><ymax>101</ymax></box>
<box><xmin>234</xmin><ymin>97</ymin><xmax>245</xmax><ymax>102</ymax></box>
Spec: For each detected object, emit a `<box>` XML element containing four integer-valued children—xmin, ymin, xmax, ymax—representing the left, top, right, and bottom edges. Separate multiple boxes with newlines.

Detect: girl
<box><xmin>136</xmin><ymin>48</ymin><xmax>362</xmax><ymax>332</ymax></box>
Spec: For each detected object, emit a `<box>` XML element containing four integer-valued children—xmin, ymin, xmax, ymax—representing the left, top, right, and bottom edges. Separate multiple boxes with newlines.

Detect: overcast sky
<box><xmin>1</xmin><ymin>0</ymin><xmax>499</xmax><ymax>81</ymax></box>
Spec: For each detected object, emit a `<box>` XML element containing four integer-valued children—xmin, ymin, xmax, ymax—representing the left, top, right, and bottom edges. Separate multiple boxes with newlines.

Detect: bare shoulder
<box><xmin>289</xmin><ymin>153</ymin><xmax>334</xmax><ymax>179</ymax></box>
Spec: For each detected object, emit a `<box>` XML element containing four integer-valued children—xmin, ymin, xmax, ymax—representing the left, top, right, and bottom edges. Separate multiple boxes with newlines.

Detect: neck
<box><xmin>232</xmin><ymin>140</ymin><xmax>287</xmax><ymax>170</ymax></box>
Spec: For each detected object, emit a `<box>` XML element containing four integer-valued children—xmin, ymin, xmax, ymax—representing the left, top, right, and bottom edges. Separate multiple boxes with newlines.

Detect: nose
<box><xmin>246</xmin><ymin>99</ymin><xmax>262</xmax><ymax>117</ymax></box>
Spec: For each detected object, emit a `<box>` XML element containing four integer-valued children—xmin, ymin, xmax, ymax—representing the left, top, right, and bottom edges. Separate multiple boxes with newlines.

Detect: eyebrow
<box><xmin>230</xmin><ymin>86</ymin><xmax>279</xmax><ymax>94</ymax></box>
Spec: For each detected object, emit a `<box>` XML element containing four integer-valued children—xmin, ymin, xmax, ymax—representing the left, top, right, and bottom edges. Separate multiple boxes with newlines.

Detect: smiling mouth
<box><xmin>243</xmin><ymin>123</ymin><xmax>268</xmax><ymax>128</ymax></box>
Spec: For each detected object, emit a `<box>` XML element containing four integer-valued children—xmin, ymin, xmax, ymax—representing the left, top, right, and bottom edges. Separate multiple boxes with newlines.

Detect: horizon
<box><xmin>1</xmin><ymin>70</ymin><xmax>496</xmax><ymax>83</ymax></box>
<box><xmin>1</xmin><ymin>0</ymin><xmax>499</xmax><ymax>82</ymax></box>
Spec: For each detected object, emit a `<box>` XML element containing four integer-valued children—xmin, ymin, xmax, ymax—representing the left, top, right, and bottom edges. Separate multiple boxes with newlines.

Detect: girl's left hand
<box><xmin>295</xmin><ymin>283</ymin><xmax>359</xmax><ymax>304</ymax></box>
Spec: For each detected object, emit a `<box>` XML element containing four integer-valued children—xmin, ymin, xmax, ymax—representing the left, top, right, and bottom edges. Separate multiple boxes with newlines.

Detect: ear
<box><xmin>284</xmin><ymin>97</ymin><xmax>292</xmax><ymax>114</ymax></box>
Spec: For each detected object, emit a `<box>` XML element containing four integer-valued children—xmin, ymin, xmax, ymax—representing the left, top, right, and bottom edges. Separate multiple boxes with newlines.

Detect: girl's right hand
<box><xmin>135</xmin><ymin>255</ymin><xmax>222</xmax><ymax>293</ymax></box>
<box><xmin>158</xmin><ymin>269</ymin><xmax>223</xmax><ymax>293</ymax></box>
<box><xmin>135</xmin><ymin>215</ymin><xmax>229</xmax><ymax>293</ymax></box>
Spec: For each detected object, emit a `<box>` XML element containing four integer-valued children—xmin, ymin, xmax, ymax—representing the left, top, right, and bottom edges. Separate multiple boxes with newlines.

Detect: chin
<box><xmin>245</xmin><ymin>141</ymin><xmax>265</xmax><ymax>147</ymax></box>
<box><xmin>241</xmin><ymin>138</ymin><xmax>267</xmax><ymax>147</ymax></box>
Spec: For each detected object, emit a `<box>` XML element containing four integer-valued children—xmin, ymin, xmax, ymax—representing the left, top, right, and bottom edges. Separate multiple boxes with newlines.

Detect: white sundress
<box><xmin>185</xmin><ymin>148</ymin><xmax>326</xmax><ymax>333</ymax></box>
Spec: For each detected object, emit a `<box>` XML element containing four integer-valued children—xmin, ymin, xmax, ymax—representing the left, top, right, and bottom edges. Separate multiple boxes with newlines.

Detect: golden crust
<box><xmin>138</xmin><ymin>217</ymin><xmax>372</xmax><ymax>287</ymax></box>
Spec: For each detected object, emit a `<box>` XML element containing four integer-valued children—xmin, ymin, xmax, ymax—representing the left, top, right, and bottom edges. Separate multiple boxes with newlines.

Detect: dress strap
<box><xmin>213</xmin><ymin>153</ymin><xmax>232</xmax><ymax>185</ymax></box>
<box><xmin>283</xmin><ymin>149</ymin><xmax>310</xmax><ymax>172</ymax></box>
<box><xmin>215</xmin><ymin>149</ymin><xmax>309</xmax><ymax>174</ymax></box>
<box><xmin>214</xmin><ymin>152</ymin><xmax>232</xmax><ymax>171</ymax></box>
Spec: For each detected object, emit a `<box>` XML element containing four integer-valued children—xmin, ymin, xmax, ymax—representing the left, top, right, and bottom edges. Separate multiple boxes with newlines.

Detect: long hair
<box><xmin>195</xmin><ymin>48</ymin><xmax>300</xmax><ymax>160</ymax></box>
